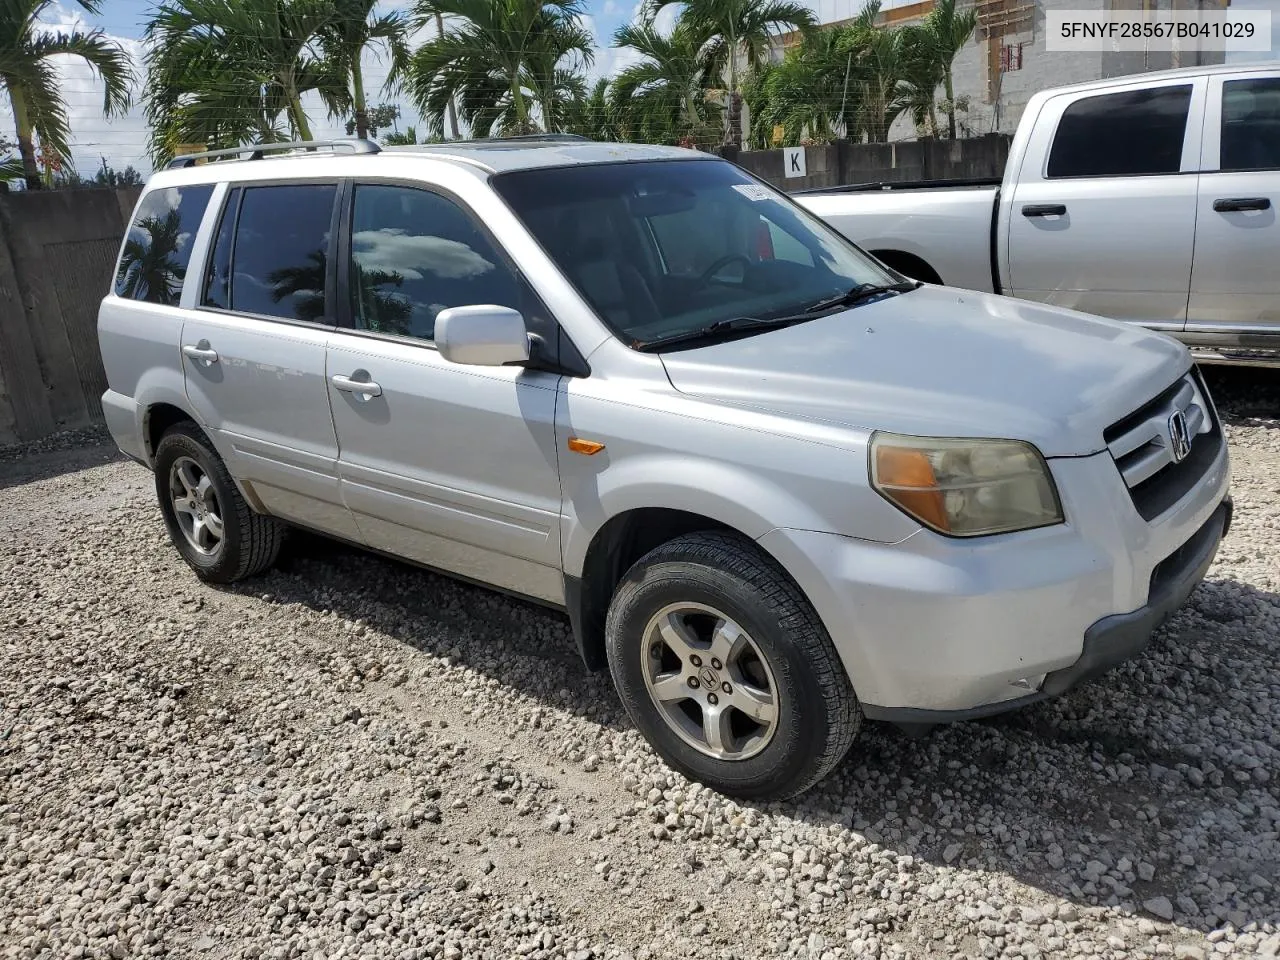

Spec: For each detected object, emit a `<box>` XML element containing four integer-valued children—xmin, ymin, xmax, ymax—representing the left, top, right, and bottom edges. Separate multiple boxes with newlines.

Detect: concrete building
<box><xmin>761</xmin><ymin>0</ymin><xmax>1237</xmax><ymax>142</ymax></box>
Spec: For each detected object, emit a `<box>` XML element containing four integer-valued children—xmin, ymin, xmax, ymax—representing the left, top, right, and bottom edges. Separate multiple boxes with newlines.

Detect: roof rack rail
<box><xmin>166</xmin><ymin>138</ymin><xmax>381</xmax><ymax>169</ymax></box>
<box><xmin>427</xmin><ymin>133</ymin><xmax>591</xmax><ymax>146</ymax></box>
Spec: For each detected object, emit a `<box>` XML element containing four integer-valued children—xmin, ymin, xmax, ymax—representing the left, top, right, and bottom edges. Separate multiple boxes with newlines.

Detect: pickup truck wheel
<box><xmin>605</xmin><ymin>532</ymin><xmax>861</xmax><ymax>800</ymax></box>
<box><xmin>153</xmin><ymin>422</ymin><xmax>284</xmax><ymax>584</ymax></box>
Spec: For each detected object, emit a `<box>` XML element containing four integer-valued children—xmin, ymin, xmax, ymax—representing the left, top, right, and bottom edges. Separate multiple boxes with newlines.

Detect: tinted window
<box><xmin>1221</xmin><ymin>77</ymin><xmax>1280</xmax><ymax>172</ymax></box>
<box><xmin>231</xmin><ymin>184</ymin><xmax>336</xmax><ymax>322</ymax></box>
<box><xmin>349</xmin><ymin>184</ymin><xmax>521</xmax><ymax>341</ymax></box>
<box><xmin>647</xmin><ymin>204</ymin><xmax>815</xmax><ymax>276</ymax></box>
<box><xmin>647</xmin><ymin>200</ymin><xmax>738</xmax><ymax>277</ymax></box>
<box><xmin>115</xmin><ymin>184</ymin><xmax>214</xmax><ymax>304</ymax></box>
<box><xmin>202</xmin><ymin>187</ymin><xmax>239</xmax><ymax>309</ymax></box>
<box><xmin>1047</xmin><ymin>85</ymin><xmax>1192</xmax><ymax>178</ymax></box>
<box><xmin>491</xmin><ymin>160</ymin><xmax>897</xmax><ymax>347</ymax></box>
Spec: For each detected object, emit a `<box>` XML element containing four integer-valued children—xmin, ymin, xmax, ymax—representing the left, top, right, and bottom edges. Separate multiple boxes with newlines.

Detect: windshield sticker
<box><xmin>732</xmin><ymin>184</ymin><xmax>773</xmax><ymax>201</ymax></box>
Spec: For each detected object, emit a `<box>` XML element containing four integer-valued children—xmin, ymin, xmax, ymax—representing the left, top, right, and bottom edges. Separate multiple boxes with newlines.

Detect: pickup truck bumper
<box><xmin>757</xmin><ymin>435</ymin><xmax>1231</xmax><ymax>722</ymax></box>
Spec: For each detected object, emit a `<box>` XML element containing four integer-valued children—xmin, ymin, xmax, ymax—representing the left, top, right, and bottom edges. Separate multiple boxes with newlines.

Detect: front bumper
<box><xmin>861</xmin><ymin>497</ymin><xmax>1231</xmax><ymax>726</ymax></box>
<box><xmin>757</xmin><ymin>437</ymin><xmax>1231</xmax><ymax>718</ymax></box>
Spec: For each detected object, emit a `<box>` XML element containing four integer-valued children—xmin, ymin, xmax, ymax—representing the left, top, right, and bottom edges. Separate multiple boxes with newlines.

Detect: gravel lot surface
<box><xmin>2</xmin><ymin>369</ymin><xmax>1278</xmax><ymax>960</ymax></box>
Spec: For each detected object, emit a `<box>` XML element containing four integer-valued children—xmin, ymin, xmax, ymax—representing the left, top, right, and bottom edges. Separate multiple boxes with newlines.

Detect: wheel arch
<box><xmin>144</xmin><ymin>401</ymin><xmax>201</xmax><ymax>463</ymax></box>
<box><xmin>868</xmin><ymin>249</ymin><xmax>943</xmax><ymax>285</ymax></box>
<box><xmin>564</xmin><ymin>506</ymin><xmax>816</xmax><ymax>673</ymax></box>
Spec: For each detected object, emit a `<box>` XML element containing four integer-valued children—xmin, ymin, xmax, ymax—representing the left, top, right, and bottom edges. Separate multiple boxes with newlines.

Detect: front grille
<box><xmin>1104</xmin><ymin>368</ymin><xmax>1223</xmax><ymax>522</ymax></box>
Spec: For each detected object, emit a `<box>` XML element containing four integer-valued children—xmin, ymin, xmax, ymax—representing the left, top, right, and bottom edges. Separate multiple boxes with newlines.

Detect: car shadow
<box><xmin>1201</xmin><ymin>365</ymin><xmax>1280</xmax><ymax>427</ymax></box>
<box><xmin>0</xmin><ymin>427</ymin><xmax>123</xmax><ymax>492</ymax></box>
<box><xmin>243</xmin><ymin>525</ymin><xmax>1279</xmax><ymax>938</ymax></box>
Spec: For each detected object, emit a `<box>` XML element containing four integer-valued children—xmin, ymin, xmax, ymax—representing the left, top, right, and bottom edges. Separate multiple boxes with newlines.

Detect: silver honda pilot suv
<box><xmin>98</xmin><ymin>136</ymin><xmax>1231</xmax><ymax>799</ymax></box>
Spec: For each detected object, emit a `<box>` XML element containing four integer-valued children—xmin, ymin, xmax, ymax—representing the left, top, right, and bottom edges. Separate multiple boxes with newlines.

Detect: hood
<box><xmin>658</xmin><ymin>286</ymin><xmax>1191</xmax><ymax>458</ymax></box>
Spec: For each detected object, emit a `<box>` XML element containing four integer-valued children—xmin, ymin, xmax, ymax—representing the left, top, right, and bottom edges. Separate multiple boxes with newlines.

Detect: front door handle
<box><xmin>1022</xmin><ymin>203</ymin><xmax>1067</xmax><ymax>218</ymax></box>
<box><xmin>181</xmin><ymin>344</ymin><xmax>219</xmax><ymax>363</ymax></box>
<box><xmin>331</xmin><ymin>374</ymin><xmax>382</xmax><ymax>399</ymax></box>
<box><xmin>1213</xmin><ymin>197</ymin><xmax>1271</xmax><ymax>212</ymax></box>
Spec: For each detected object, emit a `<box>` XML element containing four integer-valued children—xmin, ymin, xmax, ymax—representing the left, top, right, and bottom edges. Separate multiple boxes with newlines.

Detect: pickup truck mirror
<box><xmin>435</xmin><ymin>305</ymin><xmax>531</xmax><ymax>367</ymax></box>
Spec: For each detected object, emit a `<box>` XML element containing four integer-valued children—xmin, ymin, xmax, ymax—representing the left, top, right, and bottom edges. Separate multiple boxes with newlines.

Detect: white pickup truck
<box><xmin>797</xmin><ymin>62</ymin><xmax>1280</xmax><ymax>368</ymax></box>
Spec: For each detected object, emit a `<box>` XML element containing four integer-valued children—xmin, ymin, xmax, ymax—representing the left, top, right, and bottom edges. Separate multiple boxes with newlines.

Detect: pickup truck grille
<box><xmin>1103</xmin><ymin>369</ymin><xmax>1222</xmax><ymax>522</ymax></box>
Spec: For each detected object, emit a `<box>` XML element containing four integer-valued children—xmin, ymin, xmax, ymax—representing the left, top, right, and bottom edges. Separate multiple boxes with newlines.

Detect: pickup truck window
<box><xmin>1221</xmin><ymin>77</ymin><xmax>1280</xmax><ymax>171</ymax></box>
<box><xmin>1047</xmin><ymin>85</ymin><xmax>1192</xmax><ymax>179</ymax></box>
<box><xmin>491</xmin><ymin>159</ymin><xmax>896</xmax><ymax>346</ymax></box>
<box><xmin>115</xmin><ymin>184</ymin><xmax>215</xmax><ymax>305</ymax></box>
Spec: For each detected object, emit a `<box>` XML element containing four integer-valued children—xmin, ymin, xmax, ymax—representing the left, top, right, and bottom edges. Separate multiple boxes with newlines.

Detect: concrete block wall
<box><xmin>728</xmin><ymin>133</ymin><xmax>1012</xmax><ymax>187</ymax></box>
<box><xmin>0</xmin><ymin>186</ymin><xmax>141</xmax><ymax>445</ymax></box>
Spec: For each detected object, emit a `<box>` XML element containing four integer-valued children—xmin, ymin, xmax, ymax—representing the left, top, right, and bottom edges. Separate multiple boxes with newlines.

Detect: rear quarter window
<box><xmin>114</xmin><ymin>184</ymin><xmax>215</xmax><ymax>305</ymax></box>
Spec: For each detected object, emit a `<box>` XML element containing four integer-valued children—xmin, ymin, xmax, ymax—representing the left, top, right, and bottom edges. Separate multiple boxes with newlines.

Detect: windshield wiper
<box><xmin>634</xmin><ymin>315</ymin><xmax>816</xmax><ymax>353</ymax></box>
<box><xmin>805</xmin><ymin>279</ymin><xmax>920</xmax><ymax>314</ymax></box>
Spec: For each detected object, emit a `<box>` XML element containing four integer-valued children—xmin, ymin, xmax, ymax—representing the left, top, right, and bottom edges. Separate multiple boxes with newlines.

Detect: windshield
<box><xmin>490</xmin><ymin>159</ymin><xmax>904</xmax><ymax>348</ymax></box>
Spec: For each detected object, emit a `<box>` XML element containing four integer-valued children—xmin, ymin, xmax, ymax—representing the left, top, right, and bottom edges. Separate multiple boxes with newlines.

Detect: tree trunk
<box><xmin>8</xmin><ymin>85</ymin><xmax>41</xmax><ymax>190</ymax></box>
<box><xmin>725</xmin><ymin>33</ymin><xmax>741</xmax><ymax>147</ymax></box>
<box><xmin>351</xmin><ymin>57</ymin><xmax>369</xmax><ymax>139</ymax></box>
<box><xmin>285</xmin><ymin>79</ymin><xmax>313</xmax><ymax>141</ymax></box>
<box><xmin>944</xmin><ymin>66</ymin><xmax>957</xmax><ymax>139</ymax></box>
<box><xmin>437</xmin><ymin>13</ymin><xmax>458</xmax><ymax>138</ymax></box>
<box><xmin>511</xmin><ymin>76</ymin><xmax>528</xmax><ymax>133</ymax></box>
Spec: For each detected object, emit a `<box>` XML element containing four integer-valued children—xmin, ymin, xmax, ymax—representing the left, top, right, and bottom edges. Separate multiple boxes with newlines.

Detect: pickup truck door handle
<box><xmin>330</xmin><ymin>374</ymin><xmax>382</xmax><ymax>399</ymax></box>
<box><xmin>1022</xmin><ymin>204</ymin><xmax>1067</xmax><ymax>218</ymax></box>
<box><xmin>1213</xmin><ymin>197</ymin><xmax>1271</xmax><ymax>212</ymax></box>
<box><xmin>181</xmin><ymin>344</ymin><xmax>219</xmax><ymax>363</ymax></box>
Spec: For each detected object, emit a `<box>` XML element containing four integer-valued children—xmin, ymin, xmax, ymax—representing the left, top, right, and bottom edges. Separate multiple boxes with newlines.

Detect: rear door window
<box><xmin>218</xmin><ymin>183</ymin><xmax>338</xmax><ymax>322</ymax></box>
<box><xmin>1219</xmin><ymin>77</ymin><xmax>1280</xmax><ymax>171</ymax></box>
<box><xmin>115</xmin><ymin>184</ymin><xmax>215</xmax><ymax>304</ymax></box>
<box><xmin>1047</xmin><ymin>85</ymin><xmax>1193</xmax><ymax>178</ymax></box>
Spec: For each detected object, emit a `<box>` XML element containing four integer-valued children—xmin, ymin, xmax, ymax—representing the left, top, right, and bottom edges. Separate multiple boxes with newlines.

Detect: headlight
<box><xmin>869</xmin><ymin>433</ymin><xmax>1064</xmax><ymax>537</ymax></box>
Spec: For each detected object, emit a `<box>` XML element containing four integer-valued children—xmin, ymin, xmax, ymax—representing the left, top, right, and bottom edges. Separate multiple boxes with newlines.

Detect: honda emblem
<box><xmin>1168</xmin><ymin>410</ymin><xmax>1191</xmax><ymax>463</ymax></box>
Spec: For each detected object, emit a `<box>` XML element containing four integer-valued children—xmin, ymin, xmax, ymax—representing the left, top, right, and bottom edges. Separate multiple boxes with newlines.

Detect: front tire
<box><xmin>153</xmin><ymin>422</ymin><xmax>284</xmax><ymax>584</ymax></box>
<box><xmin>605</xmin><ymin>532</ymin><xmax>861</xmax><ymax>800</ymax></box>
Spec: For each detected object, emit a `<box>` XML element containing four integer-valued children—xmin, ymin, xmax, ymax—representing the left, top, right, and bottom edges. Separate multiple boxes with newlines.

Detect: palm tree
<box><xmin>611</xmin><ymin>14</ymin><xmax>719</xmax><ymax>146</ymax></box>
<box><xmin>408</xmin><ymin>0</ymin><xmax>593</xmax><ymax>139</ymax></box>
<box><xmin>850</xmin><ymin>19</ymin><xmax>914</xmax><ymax>142</ymax></box>
<box><xmin>319</xmin><ymin>0</ymin><xmax>410</xmax><ymax>140</ymax></box>
<box><xmin>143</xmin><ymin>0</ymin><xmax>347</xmax><ymax>164</ymax></box>
<box><xmin>916</xmin><ymin>0</ymin><xmax>976</xmax><ymax>138</ymax></box>
<box><xmin>1</xmin><ymin>0</ymin><xmax>132</xmax><ymax>190</ymax></box>
<box><xmin>742</xmin><ymin>24</ymin><xmax>851</xmax><ymax>148</ymax></box>
<box><xmin>564</xmin><ymin>77</ymin><xmax>617</xmax><ymax>141</ymax></box>
<box><xmin>898</xmin><ymin>23</ymin><xmax>943</xmax><ymax>137</ymax></box>
<box><xmin>650</xmin><ymin>0</ymin><xmax>814</xmax><ymax>148</ymax></box>
<box><xmin>432</xmin><ymin>11</ymin><xmax>458</xmax><ymax>138</ymax></box>
<box><xmin>382</xmin><ymin>124</ymin><xmax>419</xmax><ymax>145</ymax></box>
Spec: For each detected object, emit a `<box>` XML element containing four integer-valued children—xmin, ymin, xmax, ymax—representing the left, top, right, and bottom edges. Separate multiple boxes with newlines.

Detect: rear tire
<box><xmin>153</xmin><ymin>422</ymin><xmax>284</xmax><ymax>584</ymax></box>
<box><xmin>605</xmin><ymin>531</ymin><xmax>861</xmax><ymax>800</ymax></box>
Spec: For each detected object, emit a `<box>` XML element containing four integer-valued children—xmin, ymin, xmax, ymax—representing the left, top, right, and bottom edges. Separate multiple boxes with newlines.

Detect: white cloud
<box><xmin>353</xmin><ymin>228</ymin><xmax>495</xmax><ymax>280</ymax></box>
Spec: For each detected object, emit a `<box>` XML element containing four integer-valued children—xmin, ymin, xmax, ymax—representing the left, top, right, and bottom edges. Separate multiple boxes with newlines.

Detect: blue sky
<box><xmin>5</xmin><ymin>0</ymin><xmax>1280</xmax><ymax>177</ymax></box>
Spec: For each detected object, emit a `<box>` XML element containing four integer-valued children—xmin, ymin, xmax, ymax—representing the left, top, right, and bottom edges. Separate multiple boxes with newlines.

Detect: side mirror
<box><xmin>435</xmin><ymin>305</ymin><xmax>531</xmax><ymax>367</ymax></box>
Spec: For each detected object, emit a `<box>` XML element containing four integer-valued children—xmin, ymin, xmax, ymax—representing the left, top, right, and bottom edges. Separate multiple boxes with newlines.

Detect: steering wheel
<box><xmin>695</xmin><ymin>254</ymin><xmax>752</xmax><ymax>288</ymax></box>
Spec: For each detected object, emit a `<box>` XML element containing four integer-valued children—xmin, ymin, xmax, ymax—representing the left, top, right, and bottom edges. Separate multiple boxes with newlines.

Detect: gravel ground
<box><xmin>2</xmin><ymin>369</ymin><xmax>1278</xmax><ymax>960</ymax></box>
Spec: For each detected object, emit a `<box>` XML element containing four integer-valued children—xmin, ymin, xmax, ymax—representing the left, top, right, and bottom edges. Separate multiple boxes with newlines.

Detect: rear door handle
<box><xmin>330</xmin><ymin>374</ymin><xmax>382</xmax><ymax>398</ymax></box>
<box><xmin>1213</xmin><ymin>197</ymin><xmax>1270</xmax><ymax>212</ymax></box>
<box><xmin>181</xmin><ymin>344</ymin><xmax>219</xmax><ymax>363</ymax></box>
<box><xmin>1022</xmin><ymin>204</ymin><xmax>1067</xmax><ymax>218</ymax></box>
